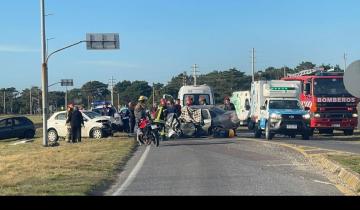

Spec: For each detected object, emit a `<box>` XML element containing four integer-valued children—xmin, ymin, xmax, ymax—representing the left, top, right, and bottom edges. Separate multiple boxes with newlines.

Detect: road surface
<box><xmin>239</xmin><ymin>128</ymin><xmax>360</xmax><ymax>154</ymax></box>
<box><xmin>107</xmin><ymin>138</ymin><xmax>342</xmax><ymax>196</ymax></box>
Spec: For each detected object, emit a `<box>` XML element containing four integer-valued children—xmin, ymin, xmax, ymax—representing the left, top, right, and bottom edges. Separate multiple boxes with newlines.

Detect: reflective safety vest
<box><xmin>154</xmin><ymin>106</ymin><xmax>167</xmax><ymax>124</ymax></box>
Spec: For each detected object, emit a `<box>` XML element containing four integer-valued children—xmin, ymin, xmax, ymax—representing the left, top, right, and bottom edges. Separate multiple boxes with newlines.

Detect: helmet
<box><xmin>160</xmin><ymin>98</ymin><xmax>167</xmax><ymax>106</ymax></box>
<box><xmin>138</xmin><ymin>96</ymin><xmax>148</xmax><ymax>101</ymax></box>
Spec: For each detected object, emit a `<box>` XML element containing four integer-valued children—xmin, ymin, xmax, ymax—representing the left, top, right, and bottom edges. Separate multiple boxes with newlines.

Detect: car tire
<box><xmin>48</xmin><ymin>129</ymin><xmax>59</xmax><ymax>143</ymax></box>
<box><xmin>254</xmin><ymin>124</ymin><xmax>262</xmax><ymax>138</ymax></box>
<box><xmin>302</xmin><ymin>129</ymin><xmax>310</xmax><ymax>140</ymax></box>
<box><xmin>344</xmin><ymin>129</ymin><xmax>354</xmax><ymax>136</ymax></box>
<box><xmin>265</xmin><ymin>122</ymin><xmax>273</xmax><ymax>140</ymax></box>
<box><xmin>92</xmin><ymin>128</ymin><xmax>103</xmax><ymax>139</ymax></box>
<box><xmin>24</xmin><ymin>130</ymin><xmax>35</xmax><ymax>139</ymax></box>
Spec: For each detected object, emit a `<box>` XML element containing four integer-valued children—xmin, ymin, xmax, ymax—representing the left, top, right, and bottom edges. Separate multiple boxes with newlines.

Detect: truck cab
<box><xmin>251</xmin><ymin>80</ymin><xmax>311</xmax><ymax>140</ymax></box>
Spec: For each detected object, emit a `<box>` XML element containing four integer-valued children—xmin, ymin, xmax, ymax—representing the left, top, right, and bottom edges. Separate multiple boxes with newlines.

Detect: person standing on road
<box><xmin>224</xmin><ymin>96</ymin><xmax>237</xmax><ymax>136</ymax></box>
<box><xmin>66</xmin><ymin>106</ymin><xmax>84</xmax><ymax>143</ymax></box>
<box><xmin>154</xmin><ymin>98</ymin><xmax>168</xmax><ymax>141</ymax></box>
<box><xmin>224</xmin><ymin>96</ymin><xmax>235</xmax><ymax>111</ymax></box>
<box><xmin>134</xmin><ymin>96</ymin><xmax>148</xmax><ymax>144</ymax></box>
<box><xmin>128</xmin><ymin>102</ymin><xmax>136</xmax><ymax>135</ymax></box>
<box><xmin>174</xmin><ymin>99</ymin><xmax>182</xmax><ymax>117</ymax></box>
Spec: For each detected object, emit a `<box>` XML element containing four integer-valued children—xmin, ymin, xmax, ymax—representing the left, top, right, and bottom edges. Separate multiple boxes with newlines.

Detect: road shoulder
<box><xmin>241</xmin><ymin>137</ymin><xmax>360</xmax><ymax>195</ymax></box>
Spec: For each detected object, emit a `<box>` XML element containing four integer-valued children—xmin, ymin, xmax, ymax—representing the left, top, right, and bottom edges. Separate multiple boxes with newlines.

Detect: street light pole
<box><xmin>40</xmin><ymin>0</ymin><xmax>49</xmax><ymax>146</ymax></box>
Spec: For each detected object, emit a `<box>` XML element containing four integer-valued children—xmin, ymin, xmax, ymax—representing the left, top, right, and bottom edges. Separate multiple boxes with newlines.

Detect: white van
<box><xmin>178</xmin><ymin>85</ymin><xmax>215</xmax><ymax>106</ymax></box>
<box><xmin>230</xmin><ymin>91</ymin><xmax>251</xmax><ymax>126</ymax></box>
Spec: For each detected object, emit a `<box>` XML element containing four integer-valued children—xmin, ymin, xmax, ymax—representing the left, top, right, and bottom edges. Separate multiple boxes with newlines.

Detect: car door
<box><xmin>201</xmin><ymin>109</ymin><xmax>212</xmax><ymax>132</ymax></box>
<box><xmin>54</xmin><ymin>113</ymin><xmax>68</xmax><ymax>137</ymax></box>
<box><xmin>0</xmin><ymin>119</ymin><xmax>14</xmax><ymax>139</ymax></box>
<box><xmin>12</xmin><ymin>118</ymin><xmax>26</xmax><ymax>138</ymax></box>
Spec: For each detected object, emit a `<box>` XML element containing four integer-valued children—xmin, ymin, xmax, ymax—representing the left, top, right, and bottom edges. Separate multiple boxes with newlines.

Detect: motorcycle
<box><xmin>136</xmin><ymin>118</ymin><xmax>160</xmax><ymax>147</ymax></box>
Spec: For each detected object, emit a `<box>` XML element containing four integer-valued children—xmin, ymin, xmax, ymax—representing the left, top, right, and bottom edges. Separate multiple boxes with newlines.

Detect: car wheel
<box><xmin>92</xmin><ymin>128</ymin><xmax>103</xmax><ymax>139</ymax></box>
<box><xmin>265</xmin><ymin>122</ymin><xmax>273</xmax><ymax>140</ymax></box>
<box><xmin>254</xmin><ymin>124</ymin><xmax>262</xmax><ymax>138</ymax></box>
<box><xmin>48</xmin><ymin>129</ymin><xmax>59</xmax><ymax>143</ymax></box>
<box><xmin>344</xmin><ymin>129</ymin><xmax>354</xmax><ymax>136</ymax></box>
<box><xmin>24</xmin><ymin>130</ymin><xmax>35</xmax><ymax>139</ymax></box>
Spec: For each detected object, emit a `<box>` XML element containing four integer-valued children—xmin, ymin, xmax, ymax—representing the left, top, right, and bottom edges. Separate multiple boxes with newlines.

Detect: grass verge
<box><xmin>0</xmin><ymin>135</ymin><xmax>136</xmax><ymax>195</ymax></box>
<box><xmin>327</xmin><ymin>154</ymin><xmax>360</xmax><ymax>175</ymax></box>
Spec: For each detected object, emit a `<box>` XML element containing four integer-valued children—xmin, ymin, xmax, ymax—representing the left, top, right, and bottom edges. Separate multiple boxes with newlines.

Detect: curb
<box><xmin>276</xmin><ymin>142</ymin><xmax>360</xmax><ymax>194</ymax></box>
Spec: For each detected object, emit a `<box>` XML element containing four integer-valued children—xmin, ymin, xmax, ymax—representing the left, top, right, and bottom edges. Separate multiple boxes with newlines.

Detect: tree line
<box><xmin>0</xmin><ymin>61</ymin><xmax>343</xmax><ymax>114</ymax></box>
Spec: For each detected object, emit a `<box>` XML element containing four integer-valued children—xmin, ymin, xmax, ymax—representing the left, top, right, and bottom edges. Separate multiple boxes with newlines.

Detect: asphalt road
<box><xmin>239</xmin><ymin>128</ymin><xmax>360</xmax><ymax>154</ymax></box>
<box><xmin>107</xmin><ymin>138</ymin><xmax>342</xmax><ymax>196</ymax></box>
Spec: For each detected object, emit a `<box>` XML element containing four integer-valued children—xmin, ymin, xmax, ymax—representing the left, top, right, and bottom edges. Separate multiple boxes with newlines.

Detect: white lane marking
<box><xmin>313</xmin><ymin>180</ymin><xmax>333</xmax><ymax>185</ymax></box>
<box><xmin>112</xmin><ymin>145</ymin><xmax>151</xmax><ymax>196</ymax></box>
<box><xmin>265</xmin><ymin>163</ymin><xmax>307</xmax><ymax>167</ymax></box>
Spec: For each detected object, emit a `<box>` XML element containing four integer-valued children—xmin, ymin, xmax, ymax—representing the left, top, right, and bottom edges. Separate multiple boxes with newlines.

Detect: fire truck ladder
<box><xmin>286</xmin><ymin>67</ymin><xmax>328</xmax><ymax>77</ymax></box>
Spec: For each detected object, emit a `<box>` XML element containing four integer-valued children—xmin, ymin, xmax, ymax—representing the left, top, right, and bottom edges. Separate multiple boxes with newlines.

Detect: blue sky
<box><xmin>1</xmin><ymin>0</ymin><xmax>360</xmax><ymax>91</ymax></box>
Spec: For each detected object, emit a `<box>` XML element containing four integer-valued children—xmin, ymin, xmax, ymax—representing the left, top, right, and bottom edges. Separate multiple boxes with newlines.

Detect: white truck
<box><xmin>230</xmin><ymin>91</ymin><xmax>251</xmax><ymax>126</ymax></box>
<box><xmin>249</xmin><ymin>80</ymin><xmax>311</xmax><ymax>140</ymax></box>
<box><xmin>178</xmin><ymin>85</ymin><xmax>215</xmax><ymax>106</ymax></box>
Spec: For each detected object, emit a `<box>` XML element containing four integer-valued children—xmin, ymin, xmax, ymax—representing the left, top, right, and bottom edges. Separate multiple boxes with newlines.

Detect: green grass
<box><xmin>327</xmin><ymin>155</ymin><xmax>360</xmax><ymax>175</ymax></box>
<box><xmin>0</xmin><ymin>134</ymin><xmax>136</xmax><ymax>195</ymax></box>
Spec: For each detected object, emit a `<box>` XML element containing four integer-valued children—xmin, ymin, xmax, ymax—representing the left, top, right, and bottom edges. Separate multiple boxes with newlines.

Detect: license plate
<box><xmin>332</xmin><ymin>124</ymin><xmax>341</xmax><ymax>128</ymax></box>
<box><xmin>151</xmin><ymin>125</ymin><xmax>158</xmax><ymax>129</ymax></box>
<box><xmin>287</xmin><ymin>125</ymin><xmax>297</xmax><ymax>129</ymax></box>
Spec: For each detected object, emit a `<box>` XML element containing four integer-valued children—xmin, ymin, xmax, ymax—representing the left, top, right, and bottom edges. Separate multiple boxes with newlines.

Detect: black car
<box><xmin>0</xmin><ymin>117</ymin><xmax>36</xmax><ymax>140</ymax></box>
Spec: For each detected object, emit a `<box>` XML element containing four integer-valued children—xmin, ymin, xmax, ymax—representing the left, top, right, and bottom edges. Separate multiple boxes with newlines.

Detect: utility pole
<box><xmin>153</xmin><ymin>83</ymin><xmax>156</xmax><ymax>105</ymax></box>
<box><xmin>192</xmin><ymin>64</ymin><xmax>199</xmax><ymax>86</ymax></box>
<box><xmin>40</xmin><ymin>0</ymin><xmax>49</xmax><ymax>147</ymax></box>
<box><xmin>283</xmin><ymin>66</ymin><xmax>287</xmax><ymax>78</ymax></box>
<box><xmin>183</xmin><ymin>71</ymin><xmax>187</xmax><ymax>86</ymax></box>
<box><xmin>30</xmin><ymin>87</ymin><xmax>32</xmax><ymax>115</ymax></box>
<box><xmin>3</xmin><ymin>90</ymin><xmax>5</xmax><ymax>114</ymax></box>
<box><xmin>117</xmin><ymin>93</ymin><xmax>120</xmax><ymax>109</ymax></box>
<box><xmin>65</xmin><ymin>86</ymin><xmax>68</xmax><ymax>109</ymax></box>
<box><xmin>252</xmin><ymin>48</ymin><xmax>255</xmax><ymax>82</ymax></box>
<box><xmin>109</xmin><ymin>76</ymin><xmax>116</xmax><ymax>105</ymax></box>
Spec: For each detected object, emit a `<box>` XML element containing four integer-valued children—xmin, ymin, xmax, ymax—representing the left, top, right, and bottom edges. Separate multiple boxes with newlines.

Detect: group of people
<box><xmin>63</xmin><ymin>95</ymin><xmax>236</xmax><ymax>144</ymax></box>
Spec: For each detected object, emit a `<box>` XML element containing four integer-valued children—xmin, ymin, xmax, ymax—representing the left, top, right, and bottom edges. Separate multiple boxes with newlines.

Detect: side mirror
<box><xmin>260</xmin><ymin>106</ymin><xmax>266</xmax><ymax>111</ymax></box>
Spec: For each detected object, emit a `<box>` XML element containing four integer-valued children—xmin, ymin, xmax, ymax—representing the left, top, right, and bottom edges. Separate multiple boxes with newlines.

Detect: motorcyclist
<box><xmin>134</xmin><ymin>96</ymin><xmax>148</xmax><ymax>145</ymax></box>
<box><xmin>154</xmin><ymin>98</ymin><xmax>168</xmax><ymax>141</ymax></box>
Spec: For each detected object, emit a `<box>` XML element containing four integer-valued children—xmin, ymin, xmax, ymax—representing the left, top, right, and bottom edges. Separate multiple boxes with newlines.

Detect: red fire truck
<box><xmin>282</xmin><ymin>68</ymin><xmax>358</xmax><ymax>136</ymax></box>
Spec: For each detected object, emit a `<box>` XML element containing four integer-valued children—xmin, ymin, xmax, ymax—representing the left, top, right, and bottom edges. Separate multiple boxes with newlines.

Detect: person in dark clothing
<box><xmin>66</xmin><ymin>106</ymin><xmax>84</xmax><ymax>143</ymax></box>
<box><xmin>174</xmin><ymin>99</ymin><xmax>182</xmax><ymax>117</ymax></box>
<box><xmin>128</xmin><ymin>102</ymin><xmax>136</xmax><ymax>134</ymax></box>
<box><xmin>224</xmin><ymin>96</ymin><xmax>235</xmax><ymax>111</ymax></box>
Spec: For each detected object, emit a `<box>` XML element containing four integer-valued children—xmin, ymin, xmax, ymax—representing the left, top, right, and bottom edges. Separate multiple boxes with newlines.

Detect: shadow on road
<box><xmin>160</xmin><ymin>138</ymin><xmax>237</xmax><ymax>147</ymax></box>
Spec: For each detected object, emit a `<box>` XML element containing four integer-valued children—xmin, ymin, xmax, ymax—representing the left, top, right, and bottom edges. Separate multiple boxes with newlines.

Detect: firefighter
<box><xmin>154</xmin><ymin>98</ymin><xmax>168</xmax><ymax>141</ymax></box>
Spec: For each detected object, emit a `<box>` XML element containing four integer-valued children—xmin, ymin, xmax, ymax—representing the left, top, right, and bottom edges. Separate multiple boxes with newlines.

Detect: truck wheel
<box><xmin>254</xmin><ymin>124</ymin><xmax>262</xmax><ymax>138</ymax></box>
<box><xmin>302</xmin><ymin>131</ymin><xmax>310</xmax><ymax>140</ymax></box>
<box><xmin>344</xmin><ymin>129</ymin><xmax>354</xmax><ymax>136</ymax></box>
<box><xmin>309</xmin><ymin>129</ymin><xmax>314</xmax><ymax>137</ymax></box>
<box><xmin>265</xmin><ymin>122</ymin><xmax>273</xmax><ymax>140</ymax></box>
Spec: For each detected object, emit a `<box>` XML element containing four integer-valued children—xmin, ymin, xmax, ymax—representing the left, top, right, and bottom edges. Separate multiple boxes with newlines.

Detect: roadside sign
<box><xmin>86</xmin><ymin>33</ymin><xmax>120</xmax><ymax>50</ymax></box>
<box><xmin>61</xmin><ymin>79</ymin><xmax>74</xmax><ymax>87</ymax></box>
